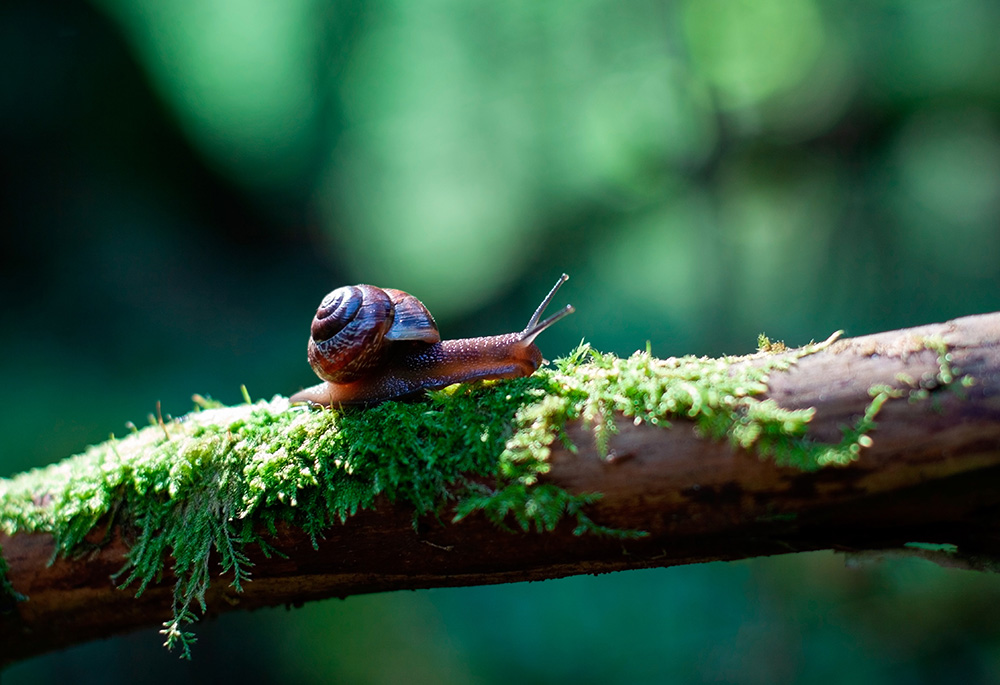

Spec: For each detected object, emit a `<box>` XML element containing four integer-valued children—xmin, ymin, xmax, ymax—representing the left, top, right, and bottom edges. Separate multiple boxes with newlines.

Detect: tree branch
<box><xmin>2</xmin><ymin>312</ymin><xmax>1000</xmax><ymax>664</ymax></box>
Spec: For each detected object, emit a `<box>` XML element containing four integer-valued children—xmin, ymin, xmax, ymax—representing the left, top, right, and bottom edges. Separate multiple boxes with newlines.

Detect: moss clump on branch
<box><xmin>551</xmin><ymin>333</ymin><xmax>863</xmax><ymax>469</ymax></box>
<box><xmin>0</xmin><ymin>331</ymin><xmax>960</xmax><ymax>656</ymax></box>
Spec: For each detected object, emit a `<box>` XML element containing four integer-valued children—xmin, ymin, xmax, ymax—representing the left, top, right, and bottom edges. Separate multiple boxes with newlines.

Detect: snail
<box><xmin>290</xmin><ymin>274</ymin><xmax>575</xmax><ymax>407</ymax></box>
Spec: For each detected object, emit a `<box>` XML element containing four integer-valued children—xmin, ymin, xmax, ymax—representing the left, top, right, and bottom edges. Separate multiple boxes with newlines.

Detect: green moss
<box><xmin>550</xmin><ymin>333</ymin><xmax>861</xmax><ymax>470</ymax></box>
<box><xmin>756</xmin><ymin>333</ymin><xmax>788</xmax><ymax>353</ymax></box>
<box><xmin>0</xmin><ymin>332</ymin><xmax>969</xmax><ymax>656</ymax></box>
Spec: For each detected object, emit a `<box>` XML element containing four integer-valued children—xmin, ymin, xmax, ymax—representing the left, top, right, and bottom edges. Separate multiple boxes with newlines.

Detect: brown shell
<box><xmin>306</xmin><ymin>285</ymin><xmax>439</xmax><ymax>384</ymax></box>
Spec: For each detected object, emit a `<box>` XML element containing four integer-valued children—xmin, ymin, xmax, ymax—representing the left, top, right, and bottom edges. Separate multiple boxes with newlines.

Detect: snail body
<box><xmin>291</xmin><ymin>274</ymin><xmax>574</xmax><ymax>406</ymax></box>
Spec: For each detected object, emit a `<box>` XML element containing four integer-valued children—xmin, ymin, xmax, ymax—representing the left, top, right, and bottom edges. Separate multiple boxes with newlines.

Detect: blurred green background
<box><xmin>3</xmin><ymin>0</ymin><xmax>1000</xmax><ymax>682</ymax></box>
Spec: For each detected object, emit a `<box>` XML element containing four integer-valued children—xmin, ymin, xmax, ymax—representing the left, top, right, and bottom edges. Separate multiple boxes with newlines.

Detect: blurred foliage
<box><xmin>2</xmin><ymin>0</ymin><xmax>1000</xmax><ymax>682</ymax></box>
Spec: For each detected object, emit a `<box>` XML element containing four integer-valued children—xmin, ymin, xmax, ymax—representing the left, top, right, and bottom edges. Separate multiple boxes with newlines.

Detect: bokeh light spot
<box><xmin>683</xmin><ymin>0</ymin><xmax>825</xmax><ymax>109</ymax></box>
<box><xmin>95</xmin><ymin>0</ymin><xmax>320</xmax><ymax>189</ymax></box>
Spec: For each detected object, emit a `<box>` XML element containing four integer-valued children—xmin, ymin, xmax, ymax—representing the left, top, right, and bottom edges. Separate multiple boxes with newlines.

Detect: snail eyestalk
<box><xmin>522</xmin><ymin>274</ymin><xmax>574</xmax><ymax>342</ymax></box>
<box><xmin>526</xmin><ymin>273</ymin><xmax>570</xmax><ymax>331</ymax></box>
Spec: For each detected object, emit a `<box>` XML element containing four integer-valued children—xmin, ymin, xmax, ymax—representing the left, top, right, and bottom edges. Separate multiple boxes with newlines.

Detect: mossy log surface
<box><xmin>2</xmin><ymin>312</ymin><xmax>1000</xmax><ymax>664</ymax></box>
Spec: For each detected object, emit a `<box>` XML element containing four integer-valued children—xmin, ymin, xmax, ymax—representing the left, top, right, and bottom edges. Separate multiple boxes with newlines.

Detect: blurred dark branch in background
<box><xmin>2</xmin><ymin>313</ymin><xmax>1000</xmax><ymax>665</ymax></box>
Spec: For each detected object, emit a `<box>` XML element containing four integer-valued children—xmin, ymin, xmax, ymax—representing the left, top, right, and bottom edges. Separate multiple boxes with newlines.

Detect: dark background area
<box><xmin>3</xmin><ymin>0</ymin><xmax>1000</xmax><ymax>682</ymax></box>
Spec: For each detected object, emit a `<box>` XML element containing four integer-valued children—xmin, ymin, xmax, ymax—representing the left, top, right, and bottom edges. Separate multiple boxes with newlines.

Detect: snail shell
<box><xmin>307</xmin><ymin>285</ymin><xmax>439</xmax><ymax>384</ymax></box>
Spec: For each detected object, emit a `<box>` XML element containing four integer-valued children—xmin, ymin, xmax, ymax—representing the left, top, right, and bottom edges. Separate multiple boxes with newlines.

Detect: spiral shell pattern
<box><xmin>307</xmin><ymin>285</ymin><xmax>395</xmax><ymax>383</ymax></box>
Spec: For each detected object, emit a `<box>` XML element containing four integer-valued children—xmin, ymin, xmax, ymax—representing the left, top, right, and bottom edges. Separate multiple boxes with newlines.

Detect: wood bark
<box><xmin>2</xmin><ymin>312</ymin><xmax>1000</xmax><ymax>665</ymax></box>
